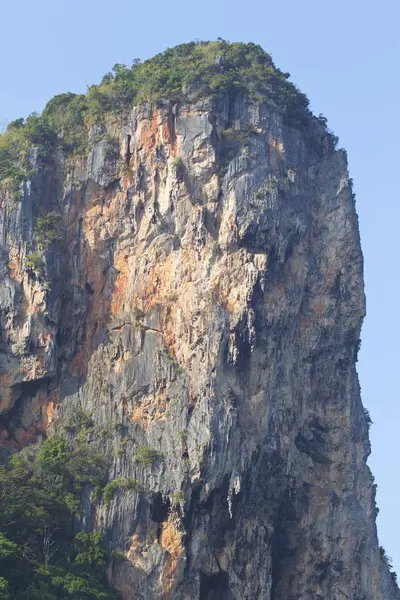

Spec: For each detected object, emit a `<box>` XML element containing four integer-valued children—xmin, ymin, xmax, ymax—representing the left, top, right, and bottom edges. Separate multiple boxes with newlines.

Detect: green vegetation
<box><xmin>103</xmin><ymin>477</ymin><xmax>141</xmax><ymax>507</ymax></box>
<box><xmin>0</xmin><ymin>41</ymin><xmax>316</xmax><ymax>191</ymax></box>
<box><xmin>174</xmin><ymin>365</ymin><xmax>185</xmax><ymax>377</ymax></box>
<box><xmin>254</xmin><ymin>177</ymin><xmax>280</xmax><ymax>201</ymax></box>
<box><xmin>85</xmin><ymin>41</ymin><xmax>310</xmax><ymax>126</ymax></box>
<box><xmin>0</xmin><ymin>433</ymin><xmax>119</xmax><ymax>599</ymax></box>
<box><xmin>172</xmin><ymin>156</ymin><xmax>183</xmax><ymax>168</ymax></box>
<box><xmin>171</xmin><ymin>491</ymin><xmax>185</xmax><ymax>505</ymax></box>
<box><xmin>33</xmin><ymin>433</ymin><xmax>109</xmax><ymax>512</ymax></box>
<box><xmin>62</xmin><ymin>408</ymin><xmax>95</xmax><ymax>434</ymax></box>
<box><xmin>120</xmin><ymin>162</ymin><xmax>134</xmax><ymax>178</ymax></box>
<box><xmin>33</xmin><ymin>211</ymin><xmax>62</xmax><ymax>250</ymax></box>
<box><xmin>74</xmin><ymin>532</ymin><xmax>107</xmax><ymax>568</ymax></box>
<box><xmin>222</xmin><ymin>126</ymin><xmax>257</xmax><ymax>144</ymax></box>
<box><xmin>0</xmin><ymin>115</ymin><xmax>56</xmax><ymax>189</ymax></box>
<box><xmin>25</xmin><ymin>211</ymin><xmax>63</xmax><ymax>276</ymax></box>
<box><xmin>0</xmin><ymin>101</ymin><xmax>85</xmax><ymax>196</ymax></box>
<box><xmin>114</xmin><ymin>422</ymin><xmax>127</xmax><ymax>435</ymax></box>
<box><xmin>26</xmin><ymin>250</ymin><xmax>45</xmax><ymax>275</ymax></box>
<box><xmin>97</xmin><ymin>424</ymin><xmax>113</xmax><ymax>440</ymax></box>
<box><xmin>166</xmin><ymin>292</ymin><xmax>179</xmax><ymax>302</ymax></box>
<box><xmin>364</xmin><ymin>408</ymin><xmax>373</xmax><ymax>431</ymax></box>
<box><xmin>42</xmin><ymin>92</ymin><xmax>89</xmax><ymax>155</ymax></box>
<box><xmin>380</xmin><ymin>546</ymin><xmax>398</xmax><ymax>584</ymax></box>
<box><xmin>133</xmin><ymin>446</ymin><xmax>159</xmax><ymax>467</ymax></box>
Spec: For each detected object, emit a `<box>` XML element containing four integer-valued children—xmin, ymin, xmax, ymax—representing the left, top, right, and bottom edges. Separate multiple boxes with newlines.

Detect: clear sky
<box><xmin>1</xmin><ymin>0</ymin><xmax>399</xmax><ymax>572</ymax></box>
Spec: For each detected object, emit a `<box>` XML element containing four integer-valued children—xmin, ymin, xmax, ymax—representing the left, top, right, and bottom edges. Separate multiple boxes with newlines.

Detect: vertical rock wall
<box><xmin>0</xmin><ymin>94</ymin><xmax>397</xmax><ymax>599</ymax></box>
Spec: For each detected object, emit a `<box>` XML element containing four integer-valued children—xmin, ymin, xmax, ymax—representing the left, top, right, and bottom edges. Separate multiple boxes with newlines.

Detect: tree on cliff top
<box><xmin>0</xmin><ymin>40</ymin><xmax>314</xmax><ymax>184</ymax></box>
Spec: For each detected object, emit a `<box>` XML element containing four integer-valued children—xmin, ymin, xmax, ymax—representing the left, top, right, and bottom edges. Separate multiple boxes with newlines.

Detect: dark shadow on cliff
<box><xmin>200</xmin><ymin>571</ymin><xmax>234</xmax><ymax>600</ymax></box>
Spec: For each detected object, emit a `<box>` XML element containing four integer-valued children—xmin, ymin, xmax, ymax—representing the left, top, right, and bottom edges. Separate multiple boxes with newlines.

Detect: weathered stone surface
<box><xmin>0</xmin><ymin>93</ymin><xmax>397</xmax><ymax>599</ymax></box>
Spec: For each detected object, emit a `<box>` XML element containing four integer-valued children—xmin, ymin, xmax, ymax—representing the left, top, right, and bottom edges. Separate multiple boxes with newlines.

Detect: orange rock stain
<box><xmin>160</xmin><ymin>517</ymin><xmax>184</xmax><ymax>596</ymax></box>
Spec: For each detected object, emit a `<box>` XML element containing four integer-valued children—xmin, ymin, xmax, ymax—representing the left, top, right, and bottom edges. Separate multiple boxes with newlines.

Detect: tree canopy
<box><xmin>0</xmin><ymin>430</ymin><xmax>120</xmax><ymax>599</ymax></box>
<box><xmin>0</xmin><ymin>40</ymin><xmax>314</xmax><ymax>193</ymax></box>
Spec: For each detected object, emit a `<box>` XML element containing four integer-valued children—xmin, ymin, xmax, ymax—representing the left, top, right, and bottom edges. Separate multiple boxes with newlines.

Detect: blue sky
<box><xmin>1</xmin><ymin>0</ymin><xmax>399</xmax><ymax>571</ymax></box>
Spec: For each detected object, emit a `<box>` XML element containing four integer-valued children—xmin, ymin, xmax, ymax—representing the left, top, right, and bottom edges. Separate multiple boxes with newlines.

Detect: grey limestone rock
<box><xmin>0</xmin><ymin>91</ymin><xmax>397</xmax><ymax>599</ymax></box>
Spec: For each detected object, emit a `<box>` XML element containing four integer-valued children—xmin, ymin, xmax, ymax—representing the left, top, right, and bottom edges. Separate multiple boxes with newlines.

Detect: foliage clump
<box><xmin>364</xmin><ymin>407</ymin><xmax>373</xmax><ymax>431</ymax></box>
<box><xmin>33</xmin><ymin>211</ymin><xmax>62</xmax><ymax>250</ymax></box>
<box><xmin>103</xmin><ymin>477</ymin><xmax>141</xmax><ymax>507</ymax></box>
<box><xmin>0</xmin><ymin>431</ymin><xmax>119</xmax><ymax>599</ymax></box>
<box><xmin>380</xmin><ymin>546</ymin><xmax>398</xmax><ymax>585</ymax></box>
<box><xmin>0</xmin><ymin>41</ymin><xmax>315</xmax><ymax>188</ymax></box>
<box><xmin>172</xmin><ymin>156</ymin><xmax>183</xmax><ymax>168</ymax></box>
<box><xmin>25</xmin><ymin>211</ymin><xmax>63</xmax><ymax>277</ymax></box>
<box><xmin>26</xmin><ymin>250</ymin><xmax>45</xmax><ymax>275</ymax></box>
<box><xmin>0</xmin><ymin>114</ymin><xmax>56</xmax><ymax>198</ymax></box>
<box><xmin>85</xmin><ymin>41</ymin><xmax>310</xmax><ymax>127</ymax></box>
<box><xmin>171</xmin><ymin>491</ymin><xmax>185</xmax><ymax>505</ymax></box>
<box><xmin>42</xmin><ymin>92</ymin><xmax>89</xmax><ymax>155</ymax></box>
<box><xmin>133</xmin><ymin>446</ymin><xmax>159</xmax><ymax>466</ymax></box>
<box><xmin>62</xmin><ymin>408</ymin><xmax>95</xmax><ymax>433</ymax></box>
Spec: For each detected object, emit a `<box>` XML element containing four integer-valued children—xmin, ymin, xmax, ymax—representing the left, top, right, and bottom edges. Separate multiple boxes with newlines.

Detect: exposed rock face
<box><xmin>0</xmin><ymin>93</ymin><xmax>397</xmax><ymax>599</ymax></box>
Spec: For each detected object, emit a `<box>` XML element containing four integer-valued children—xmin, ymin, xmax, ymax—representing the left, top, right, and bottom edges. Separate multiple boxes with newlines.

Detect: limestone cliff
<box><xmin>0</xmin><ymin>42</ymin><xmax>397</xmax><ymax>599</ymax></box>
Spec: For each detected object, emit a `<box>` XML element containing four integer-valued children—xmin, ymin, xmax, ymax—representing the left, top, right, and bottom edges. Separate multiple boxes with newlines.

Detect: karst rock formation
<box><xmin>0</xmin><ymin>42</ymin><xmax>397</xmax><ymax>600</ymax></box>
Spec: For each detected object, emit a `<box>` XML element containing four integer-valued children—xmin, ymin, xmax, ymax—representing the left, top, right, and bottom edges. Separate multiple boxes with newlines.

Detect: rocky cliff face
<box><xmin>0</xmin><ymin>74</ymin><xmax>397</xmax><ymax>598</ymax></box>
